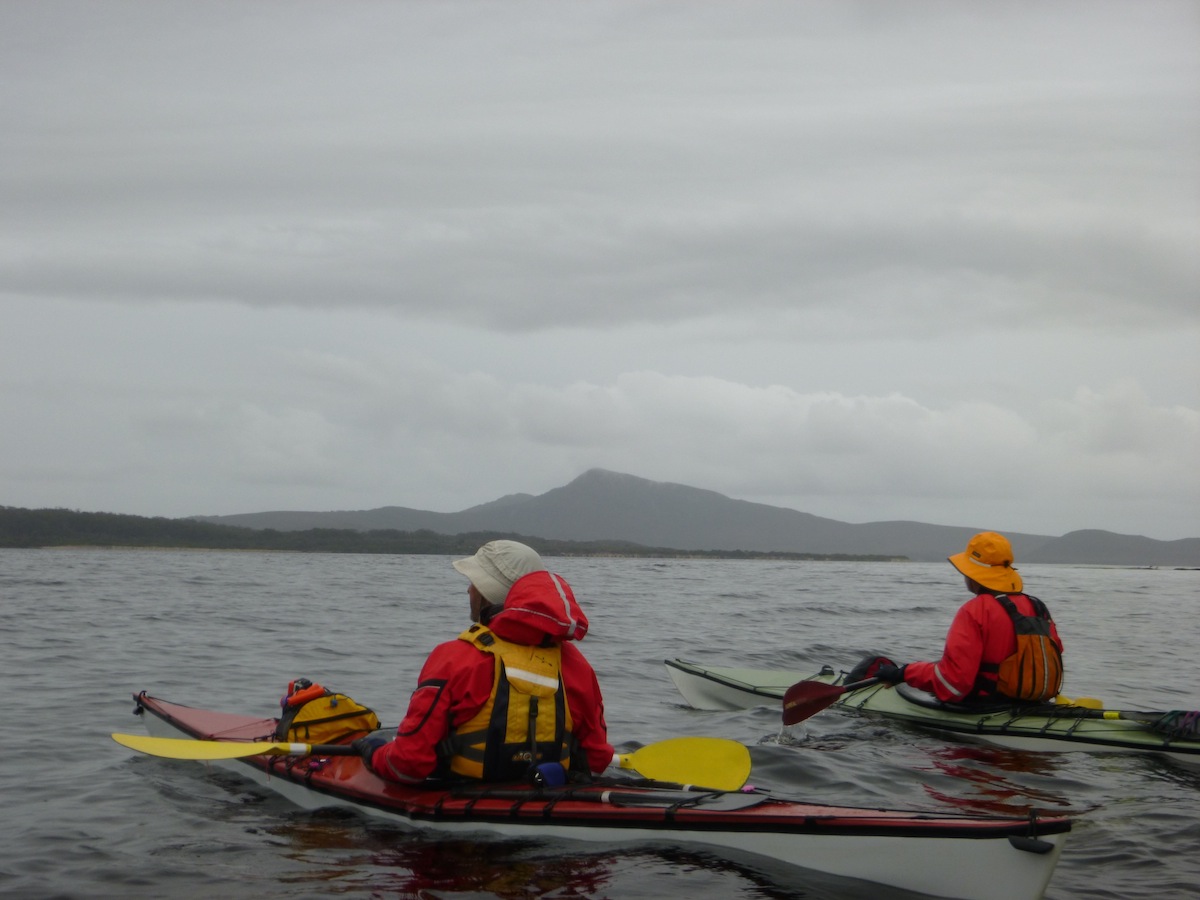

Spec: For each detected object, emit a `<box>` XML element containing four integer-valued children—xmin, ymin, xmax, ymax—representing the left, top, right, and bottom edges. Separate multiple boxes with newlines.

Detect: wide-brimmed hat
<box><xmin>948</xmin><ymin>531</ymin><xmax>1023</xmax><ymax>593</ymax></box>
<box><xmin>452</xmin><ymin>540</ymin><xmax>545</xmax><ymax>606</ymax></box>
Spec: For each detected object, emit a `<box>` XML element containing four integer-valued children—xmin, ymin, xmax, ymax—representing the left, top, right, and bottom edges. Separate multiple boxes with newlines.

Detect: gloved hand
<box><xmin>875</xmin><ymin>663</ymin><xmax>907</xmax><ymax>684</ymax></box>
<box><xmin>848</xmin><ymin>654</ymin><xmax>897</xmax><ymax>683</ymax></box>
<box><xmin>530</xmin><ymin>761</ymin><xmax>567</xmax><ymax>788</ymax></box>
<box><xmin>350</xmin><ymin>736</ymin><xmax>388</xmax><ymax>769</ymax></box>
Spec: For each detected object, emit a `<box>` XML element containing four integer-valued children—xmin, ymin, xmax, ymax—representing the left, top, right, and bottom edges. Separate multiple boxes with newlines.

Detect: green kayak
<box><xmin>665</xmin><ymin>658</ymin><xmax>1200</xmax><ymax>767</ymax></box>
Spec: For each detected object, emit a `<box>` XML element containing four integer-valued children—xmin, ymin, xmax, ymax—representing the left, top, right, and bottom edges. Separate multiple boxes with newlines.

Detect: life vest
<box><xmin>976</xmin><ymin>594</ymin><xmax>1063</xmax><ymax>702</ymax></box>
<box><xmin>440</xmin><ymin>624</ymin><xmax>577</xmax><ymax>781</ymax></box>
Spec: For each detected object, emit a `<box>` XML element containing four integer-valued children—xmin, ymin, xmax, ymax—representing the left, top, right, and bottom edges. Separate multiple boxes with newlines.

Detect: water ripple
<box><xmin>2</xmin><ymin>549</ymin><xmax>1197</xmax><ymax>899</ymax></box>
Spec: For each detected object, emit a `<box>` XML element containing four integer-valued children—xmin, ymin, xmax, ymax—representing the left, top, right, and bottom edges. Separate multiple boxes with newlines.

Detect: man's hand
<box><xmin>350</xmin><ymin>736</ymin><xmax>388</xmax><ymax>769</ymax></box>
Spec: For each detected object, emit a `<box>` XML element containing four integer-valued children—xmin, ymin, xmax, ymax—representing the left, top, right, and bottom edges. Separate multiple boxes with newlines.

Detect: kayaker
<box><xmin>855</xmin><ymin>532</ymin><xmax>1065</xmax><ymax>704</ymax></box>
<box><xmin>355</xmin><ymin>540</ymin><xmax>616</xmax><ymax>784</ymax></box>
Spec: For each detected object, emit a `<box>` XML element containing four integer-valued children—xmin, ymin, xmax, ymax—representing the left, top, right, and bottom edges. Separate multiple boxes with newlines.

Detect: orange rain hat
<box><xmin>948</xmin><ymin>531</ymin><xmax>1023</xmax><ymax>593</ymax></box>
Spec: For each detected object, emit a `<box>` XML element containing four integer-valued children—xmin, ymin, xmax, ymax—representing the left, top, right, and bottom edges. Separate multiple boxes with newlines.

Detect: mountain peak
<box><xmin>569</xmin><ymin>468</ymin><xmax>652</xmax><ymax>487</ymax></box>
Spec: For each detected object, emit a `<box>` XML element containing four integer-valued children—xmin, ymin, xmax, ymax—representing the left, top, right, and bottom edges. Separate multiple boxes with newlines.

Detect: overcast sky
<box><xmin>2</xmin><ymin>1</ymin><xmax>1198</xmax><ymax>541</ymax></box>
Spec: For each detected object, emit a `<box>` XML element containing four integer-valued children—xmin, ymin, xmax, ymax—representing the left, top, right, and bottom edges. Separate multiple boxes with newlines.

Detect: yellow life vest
<box><xmin>442</xmin><ymin>624</ymin><xmax>576</xmax><ymax>781</ymax></box>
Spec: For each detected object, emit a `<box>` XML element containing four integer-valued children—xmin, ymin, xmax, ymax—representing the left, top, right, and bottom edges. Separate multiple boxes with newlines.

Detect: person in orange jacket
<box><xmin>857</xmin><ymin>532</ymin><xmax>1064</xmax><ymax>703</ymax></box>
<box><xmin>356</xmin><ymin>540</ymin><xmax>615</xmax><ymax>784</ymax></box>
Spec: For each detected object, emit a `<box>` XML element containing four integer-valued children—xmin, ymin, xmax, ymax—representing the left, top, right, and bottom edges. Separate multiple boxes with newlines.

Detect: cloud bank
<box><xmin>2</xmin><ymin>1</ymin><xmax>1197</xmax><ymax>540</ymax></box>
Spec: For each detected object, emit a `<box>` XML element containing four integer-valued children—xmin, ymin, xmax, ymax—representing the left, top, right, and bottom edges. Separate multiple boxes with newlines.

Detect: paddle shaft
<box><xmin>1070</xmin><ymin>706</ymin><xmax>1196</xmax><ymax>730</ymax></box>
<box><xmin>287</xmin><ymin>742</ymin><xmax>359</xmax><ymax>756</ymax></box>
<box><xmin>451</xmin><ymin>786</ymin><xmax>766</xmax><ymax>811</ymax></box>
<box><xmin>835</xmin><ymin>676</ymin><xmax>882</xmax><ymax>693</ymax></box>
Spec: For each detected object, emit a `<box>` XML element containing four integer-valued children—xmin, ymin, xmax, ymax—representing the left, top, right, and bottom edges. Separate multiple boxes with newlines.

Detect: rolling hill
<box><xmin>193</xmin><ymin>469</ymin><xmax>1200</xmax><ymax>566</ymax></box>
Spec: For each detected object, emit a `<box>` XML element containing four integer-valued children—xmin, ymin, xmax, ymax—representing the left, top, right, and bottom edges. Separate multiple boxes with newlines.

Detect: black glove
<box><xmin>875</xmin><ymin>663</ymin><xmax>907</xmax><ymax>684</ymax></box>
<box><xmin>848</xmin><ymin>654</ymin><xmax>896</xmax><ymax>683</ymax></box>
<box><xmin>351</xmin><ymin>736</ymin><xmax>388</xmax><ymax>768</ymax></box>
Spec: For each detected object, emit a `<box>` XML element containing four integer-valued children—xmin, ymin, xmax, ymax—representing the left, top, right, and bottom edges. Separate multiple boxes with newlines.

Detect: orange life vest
<box><xmin>977</xmin><ymin>594</ymin><xmax>1063</xmax><ymax>702</ymax></box>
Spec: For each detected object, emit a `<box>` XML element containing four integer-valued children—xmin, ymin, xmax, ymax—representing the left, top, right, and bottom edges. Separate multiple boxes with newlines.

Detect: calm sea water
<box><xmin>1</xmin><ymin>549</ymin><xmax>1197</xmax><ymax>899</ymax></box>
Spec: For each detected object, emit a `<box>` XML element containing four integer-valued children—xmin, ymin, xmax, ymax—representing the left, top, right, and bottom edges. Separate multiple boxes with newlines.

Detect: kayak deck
<box><xmin>126</xmin><ymin>691</ymin><xmax>1071</xmax><ymax>900</ymax></box>
<box><xmin>665</xmin><ymin>658</ymin><xmax>1200</xmax><ymax>765</ymax></box>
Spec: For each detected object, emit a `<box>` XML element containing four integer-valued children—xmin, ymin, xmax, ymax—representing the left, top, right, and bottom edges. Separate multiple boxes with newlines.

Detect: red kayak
<box><xmin>123</xmin><ymin>691</ymin><xmax>1071</xmax><ymax>900</ymax></box>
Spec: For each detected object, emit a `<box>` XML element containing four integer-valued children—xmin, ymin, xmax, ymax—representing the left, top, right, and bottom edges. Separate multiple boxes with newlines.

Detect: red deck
<box><xmin>131</xmin><ymin>691</ymin><xmax>1071</xmax><ymax>840</ymax></box>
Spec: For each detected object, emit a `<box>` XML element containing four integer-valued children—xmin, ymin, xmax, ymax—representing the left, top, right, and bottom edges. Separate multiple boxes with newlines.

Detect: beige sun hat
<box><xmin>452</xmin><ymin>540</ymin><xmax>545</xmax><ymax>605</ymax></box>
<box><xmin>948</xmin><ymin>531</ymin><xmax>1023</xmax><ymax>593</ymax></box>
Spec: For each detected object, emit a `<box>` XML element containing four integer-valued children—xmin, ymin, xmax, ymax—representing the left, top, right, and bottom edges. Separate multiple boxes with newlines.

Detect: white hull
<box><xmin>140</xmin><ymin>700</ymin><xmax>1065</xmax><ymax>900</ymax></box>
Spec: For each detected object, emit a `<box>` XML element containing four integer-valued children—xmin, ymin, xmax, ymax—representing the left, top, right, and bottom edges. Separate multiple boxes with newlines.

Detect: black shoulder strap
<box><xmin>1024</xmin><ymin>594</ymin><xmax>1052</xmax><ymax>619</ymax></box>
<box><xmin>991</xmin><ymin>593</ymin><xmax>1052</xmax><ymax>621</ymax></box>
<box><xmin>991</xmin><ymin>593</ymin><xmax>1019</xmax><ymax>620</ymax></box>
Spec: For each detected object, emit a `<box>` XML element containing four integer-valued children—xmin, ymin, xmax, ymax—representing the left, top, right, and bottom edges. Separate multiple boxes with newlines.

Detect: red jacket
<box><xmin>371</xmin><ymin>570</ymin><xmax>613</xmax><ymax>783</ymax></box>
<box><xmin>904</xmin><ymin>592</ymin><xmax>1064</xmax><ymax>702</ymax></box>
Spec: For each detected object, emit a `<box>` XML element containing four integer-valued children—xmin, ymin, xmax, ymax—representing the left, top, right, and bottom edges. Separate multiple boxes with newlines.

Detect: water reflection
<box><xmin>914</xmin><ymin>744</ymin><xmax>1077</xmax><ymax>815</ymax></box>
<box><xmin>264</xmin><ymin>810</ymin><xmax>927</xmax><ymax>899</ymax></box>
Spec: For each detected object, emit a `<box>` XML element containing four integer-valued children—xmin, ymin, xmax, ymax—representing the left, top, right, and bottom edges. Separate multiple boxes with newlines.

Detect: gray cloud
<box><xmin>1</xmin><ymin>1</ymin><xmax>1197</xmax><ymax>540</ymax></box>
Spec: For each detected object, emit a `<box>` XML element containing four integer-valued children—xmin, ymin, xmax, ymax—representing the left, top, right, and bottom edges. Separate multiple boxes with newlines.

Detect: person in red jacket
<box><xmin>862</xmin><ymin>532</ymin><xmax>1064</xmax><ymax>703</ymax></box>
<box><xmin>357</xmin><ymin>540</ymin><xmax>615</xmax><ymax>784</ymax></box>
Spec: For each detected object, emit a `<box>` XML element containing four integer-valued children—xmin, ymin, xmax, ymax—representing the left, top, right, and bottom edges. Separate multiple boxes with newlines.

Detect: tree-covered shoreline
<box><xmin>0</xmin><ymin>506</ymin><xmax>904</xmax><ymax>562</ymax></box>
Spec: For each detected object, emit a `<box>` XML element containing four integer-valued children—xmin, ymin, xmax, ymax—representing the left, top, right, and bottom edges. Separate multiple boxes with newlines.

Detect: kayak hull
<box><xmin>129</xmin><ymin>691</ymin><xmax>1069</xmax><ymax>900</ymax></box>
<box><xmin>666</xmin><ymin>658</ymin><xmax>1200</xmax><ymax>766</ymax></box>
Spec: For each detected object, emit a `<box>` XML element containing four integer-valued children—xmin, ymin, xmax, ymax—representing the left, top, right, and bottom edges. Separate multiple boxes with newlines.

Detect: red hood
<box><xmin>488</xmin><ymin>570</ymin><xmax>589</xmax><ymax>645</ymax></box>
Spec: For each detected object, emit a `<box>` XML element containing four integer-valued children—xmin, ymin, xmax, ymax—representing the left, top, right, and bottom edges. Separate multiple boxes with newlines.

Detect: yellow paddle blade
<box><xmin>116</xmin><ymin>732</ymin><xmax>751</xmax><ymax>789</ymax></box>
<box><xmin>1056</xmin><ymin>694</ymin><xmax>1104</xmax><ymax>710</ymax></box>
<box><xmin>112</xmin><ymin>733</ymin><xmax>307</xmax><ymax>760</ymax></box>
<box><xmin>617</xmin><ymin>736</ymin><xmax>751</xmax><ymax>791</ymax></box>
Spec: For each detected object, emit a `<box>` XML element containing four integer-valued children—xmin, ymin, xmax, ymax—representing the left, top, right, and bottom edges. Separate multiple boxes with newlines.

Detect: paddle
<box><xmin>777</xmin><ymin>684</ymin><xmax>1199</xmax><ymax>740</ymax></box>
<box><xmin>781</xmin><ymin>677</ymin><xmax>880</xmax><ymax>727</ymax></box>
<box><xmin>1061</xmin><ymin>706</ymin><xmax>1200</xmax><ymax>738</ymax></box>
<box><xmin>614</xmin><ymin>735</ymin><xmax>751</xmax><ymax>790</ymax></box>
<box><xmin>1056</xmin><ymin>693</ymin><xmax>1102</xmax><ymax>709</ymax></box>
<box><xmin>112</xmin><ymin>733</ymin><xmax>358</xmax><ymax>760</ymax></box>
<box><xmin>112</xmin><ymin>733</ymin><xmax>753</xmax><ymax>791</ymax></box>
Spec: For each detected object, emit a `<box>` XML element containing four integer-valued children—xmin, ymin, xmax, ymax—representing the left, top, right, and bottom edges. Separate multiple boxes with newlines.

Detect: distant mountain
<box><xmin>193</xmin><ymin>468</ymin><xmax>1200</xmax><ymax>566</ymax></box>
<box><xmin>1022</xmin><ymin>529</ymin><xmax>1200</xmax><ymax>567</ymax></box>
